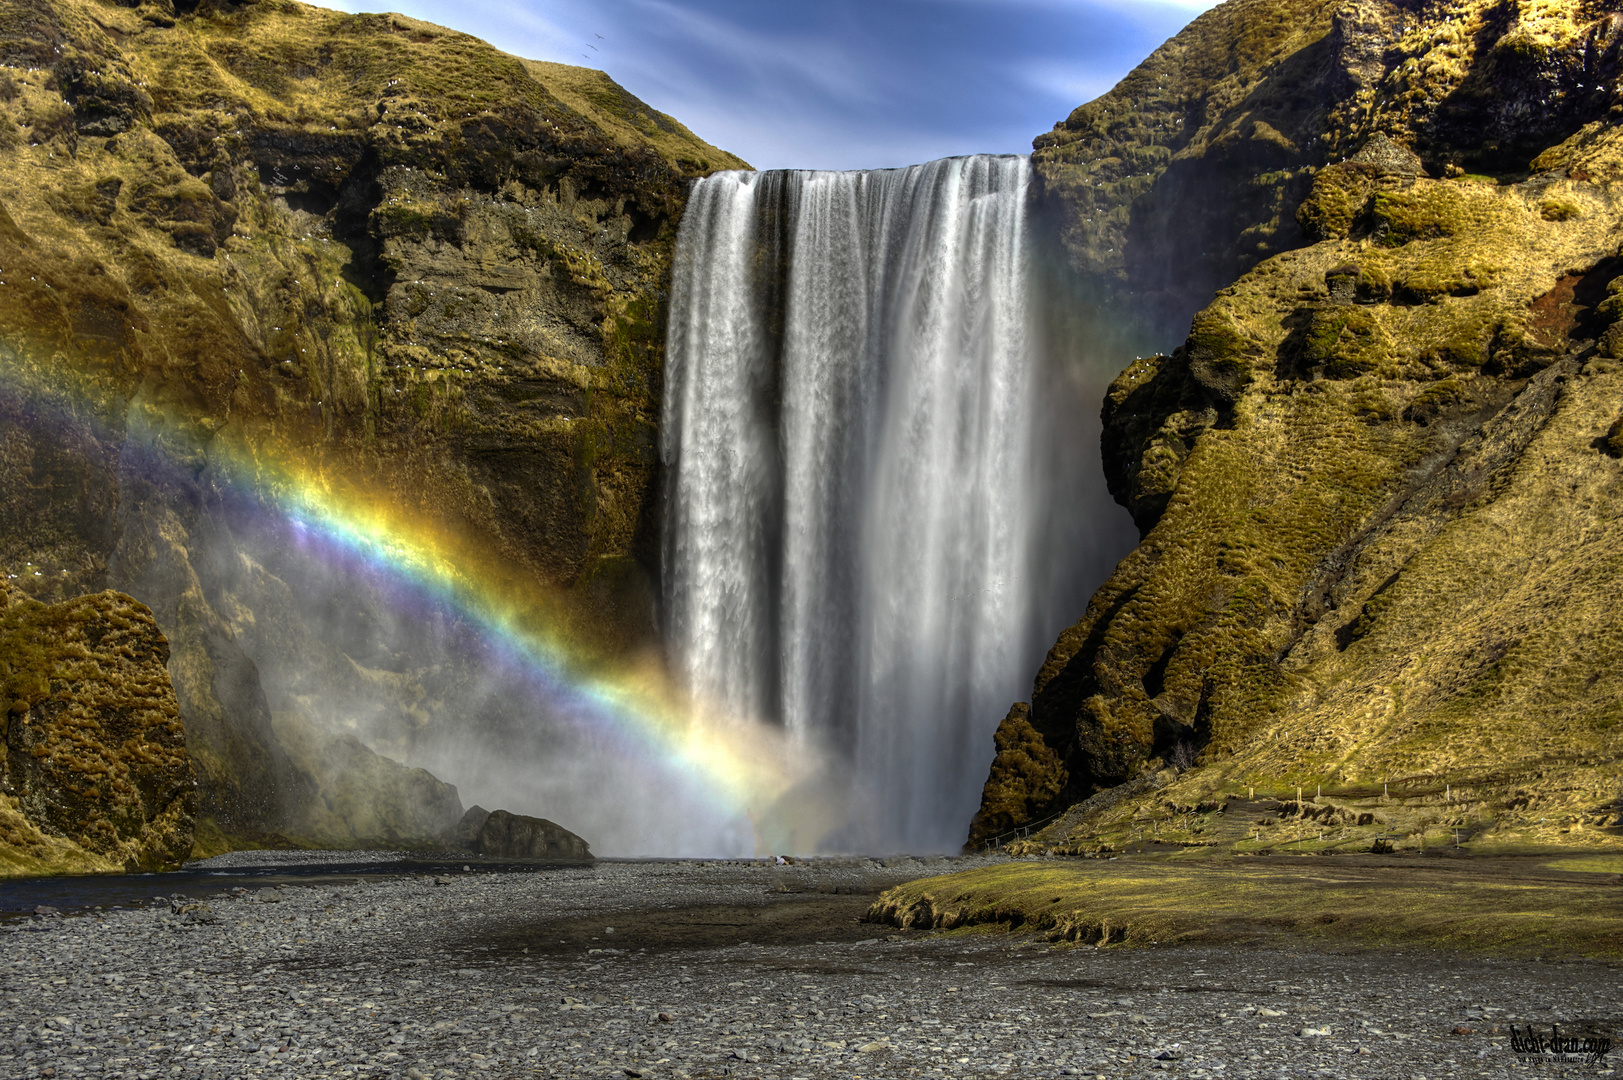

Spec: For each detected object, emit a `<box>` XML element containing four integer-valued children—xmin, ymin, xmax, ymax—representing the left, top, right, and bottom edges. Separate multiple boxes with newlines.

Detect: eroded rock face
<box><xmin>980</xmin><ymin>0</ymin><xmax>1623</xmax><ymax>849</ymax></box>
<box><xmin>450</xmin><ymin>804</ymin><xmax>491</xmax><ymax>849</ymax></box>
<box><xmin>270</xmin><ymin>712</ymin><xmax>464</xmax><ymax>845</ymax></box>
<box><xmin>0</xmin><ymin>0</ymin><xmax>742</xmax><ymax>849</ymax></box>
<box><xmin>0</xmin><ymin>585</ymin><xmax>196</xmax><ymax>873</ymax></box>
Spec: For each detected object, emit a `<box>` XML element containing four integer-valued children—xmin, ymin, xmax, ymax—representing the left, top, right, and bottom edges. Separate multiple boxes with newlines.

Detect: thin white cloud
<box><xmin>1016</xmin><ymin>59</ymin><xmax>1119</xmax><ymax>110</ymax></box>
<box><xmin>623</xmin><ymin>0</ymin><xmax>885</xmax><ymax>110</ymax></box>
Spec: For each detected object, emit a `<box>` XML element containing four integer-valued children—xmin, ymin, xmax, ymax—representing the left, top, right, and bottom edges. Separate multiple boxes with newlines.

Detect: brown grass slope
<box><xmin>975</xmin><ymin>0</ymin><xmax>1623</xmax><ymax>857</ymax></box>
<box><xmin>0</xmin><ymin>0</ymin><xmax>743</xmax><ymax>847</ymax></box>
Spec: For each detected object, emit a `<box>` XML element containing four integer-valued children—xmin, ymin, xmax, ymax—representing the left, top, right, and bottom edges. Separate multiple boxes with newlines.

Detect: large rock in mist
<box><xmin>451</xmin><ymin>805</ymin><xmax>592</xmax><ymax>861</ymax></box>
<box><xmin>475</xmin><ymin>808</ymin><xmax>591</xmax><ymax>861</ymax></box>
<box><xmin>0</xmin><ymin>0</ymin><xmax>742</xmax><ymax>855</ymax></box>
<box><xmin>0</xmin><ymin>585</ymin><xmax>196</xmax><ymax>873</ymax></box>
<box><xmin>979</xmin><ymin>0</ymin><xmax>1623</xmax><ymax>850</ymax></box>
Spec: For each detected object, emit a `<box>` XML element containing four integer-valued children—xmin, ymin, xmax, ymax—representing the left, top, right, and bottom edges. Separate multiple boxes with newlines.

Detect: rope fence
<box><xmin>977</xmin><ymin>808</ymin><xmax>1069</xmax><ymax>852</ymax></box>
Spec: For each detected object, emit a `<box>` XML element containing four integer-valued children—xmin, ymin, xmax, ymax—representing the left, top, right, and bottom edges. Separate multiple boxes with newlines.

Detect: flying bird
<box><xmin>586</xmin><ymin>43</ymin><xmax>599</xmax><ymax>51</ymax></box>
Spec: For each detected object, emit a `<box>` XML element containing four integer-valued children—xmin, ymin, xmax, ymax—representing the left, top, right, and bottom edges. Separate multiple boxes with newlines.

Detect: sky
<box><xmin>322</xmin><ymin>0</ymin><xmax>1222</xmax><ymax>171</ymax></box>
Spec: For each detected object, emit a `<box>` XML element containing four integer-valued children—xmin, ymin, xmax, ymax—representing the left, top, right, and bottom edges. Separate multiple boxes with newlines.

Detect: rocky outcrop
<box><xmin>450</xmin><ymin>804</ymin><xmax>491</xmax><ymax>849</ymax></box>
<box><xmin>0</xmin><ymin>0</ymin><xmax>742</xmax><ymax>853</ymax></box>
<box><xmin>450</xmin><ymin>805</ymin><xmax>591</xmax><ymax>861</ymax></box>
<box><xmin>966</xmin><ymin>703</ymin><xmax>1069</xmax><ymax>847</ymax></box>
<box><xmin>476</xmin><ymin>808</ymin><xmax>591</xmax><ymax>861</ymax></box>
<box><xmin>0</xmin><ymin>584</ymin><xmax>196</xmax><ymax>873</ymax></box>
<box><xmin>980</xmin><ymin>0</ymin><xmax>1623</xmax><ymax>851</ymax></box>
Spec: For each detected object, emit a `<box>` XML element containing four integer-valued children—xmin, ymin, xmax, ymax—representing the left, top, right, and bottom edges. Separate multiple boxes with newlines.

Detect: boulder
<box><xmin>472</xmin><ymin>808</ymin><xmax>592</xmax><ymax>862</ymax></box>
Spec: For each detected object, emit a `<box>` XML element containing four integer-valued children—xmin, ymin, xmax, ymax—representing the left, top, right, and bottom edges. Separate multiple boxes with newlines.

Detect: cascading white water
<box><xmin>663</xmin><ymin>155</ymin><xmax>1042</xmax><ymax>852</ymax></box>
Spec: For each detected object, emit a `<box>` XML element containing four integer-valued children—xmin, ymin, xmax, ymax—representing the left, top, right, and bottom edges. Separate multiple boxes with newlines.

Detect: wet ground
<box><xmin>0</xmin><ymin>851</ymin><xmax>582</xmax><ymax>922</ymax></box>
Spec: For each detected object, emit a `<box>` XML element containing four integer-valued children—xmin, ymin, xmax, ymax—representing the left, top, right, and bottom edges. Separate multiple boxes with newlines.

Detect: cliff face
<box><xmin>977</xmin><ymin>0</ymin><xmax>1623</xmax><ymax>852</ymax></box>
<box><xmin>0</xmin><ymin>0</ymin><xmax>743</xmax><ymax>849</ymax></box>
<box><xmin>1034</xmin><ymin>0</ymin><xmax>1623</xmax><ymax>338</ymax></box>
<box><xmin>0</xmin><ymin>585</ymin><xmax>196</xmax><ymax>873</ymax></box>
<box><xmin>269</xmin><ymin>710</ymin><xmax>464</xmax><ymax>846</ymax></box>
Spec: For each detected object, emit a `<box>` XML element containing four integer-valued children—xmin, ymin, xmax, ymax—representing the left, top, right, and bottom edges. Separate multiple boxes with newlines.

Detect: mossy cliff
<box><xmin>0</xmin><ymin>0</ymin><xmax>743</xmax><ymax>853</ymax></box>
<box><xmin>0</xmin><ymin>584</ymin><xmax>195</xmax><ymax>874</ymax></box>
<box><xmin>976</xmin><ymin>0</ymin><xmax>1623</xmax><ymax>855</ymax></box>
<box><xmin>1034</xmin><ymin>0</ymin><xmax>1623</xmax><ymax>336</ymax></box>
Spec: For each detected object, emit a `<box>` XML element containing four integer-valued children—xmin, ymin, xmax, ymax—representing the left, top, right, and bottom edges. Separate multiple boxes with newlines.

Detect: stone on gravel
<box><xmin>473</xmin><ymin>808</ymin><xmax>592</xmax><ymax>861</ymax></box>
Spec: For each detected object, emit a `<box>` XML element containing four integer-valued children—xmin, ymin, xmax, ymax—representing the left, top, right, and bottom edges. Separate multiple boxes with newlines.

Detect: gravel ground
<box><xmin>3</xmin><ymin>856</ymin><xmax>1620</xmax><ymax>1079</ymax></box>
<box><xmin>184</xmin><ymin>852</ymin><xmax>437</xmax><ymax>869</ymax></box>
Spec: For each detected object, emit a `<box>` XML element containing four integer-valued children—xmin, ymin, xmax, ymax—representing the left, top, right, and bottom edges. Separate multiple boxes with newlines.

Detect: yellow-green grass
<box><xmin>517</xmin><ymin>60</ymin><xmax>747</xmax><ymax>171</ymax></box>
<box><xmin>1543</xmin><ymin>855</ymin><xmax>1623</xmax><ymax>874</ymax></box>
<box><xmin>869</xmin><ymin>856</ymin><xmax>1623</xmax><ymax>958</ymax></box>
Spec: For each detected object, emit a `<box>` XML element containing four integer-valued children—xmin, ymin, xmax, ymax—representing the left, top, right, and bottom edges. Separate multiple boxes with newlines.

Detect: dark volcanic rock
<box><xmin>473</xmin><ymin>808</ymin><xmax>591</xmax><ymax>862</ymax></box>
<box><xmin>450</xmin><ymin>804</ymin><xmax>491</xmax><ymax>848</ymax></box>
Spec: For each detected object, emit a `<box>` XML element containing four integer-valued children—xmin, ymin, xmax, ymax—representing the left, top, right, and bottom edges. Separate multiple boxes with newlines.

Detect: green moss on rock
<box><xmin>0</xmin><ymin>585</ymin><xmax>196</xmax><ymax>874</ymax></box>
<box><xmin>1298</xmin><ymin>165</ymin><xmax>1374</xmax><ymax>242</ymax></box>
<box><xmin>1368</xmin><ymin>186</ymin><xmax>1466</xmax><ymax>247</ymax></box>
<box><xmin>1282</xmin><ymin>305</ymin><xmax>1389</xmax><ymax>379</ymax></box>
<box><xmin>1604</xmin><ymin>413</ymin><xmax>1623</xmax><ymax>458</ymax></box>
<box><xmin>1030</xmin><ymin>0</ymin><xmax>1623</xmax><ymax>336</ymax></box>
<box><xmin>967</xmin><ymin>703</ymin><xmax>1069</xmax><ymax>847</ymax></box>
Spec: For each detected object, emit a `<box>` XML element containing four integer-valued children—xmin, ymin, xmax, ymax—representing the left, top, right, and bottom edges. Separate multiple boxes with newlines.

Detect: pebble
<box><xmin>1</xmin><ymin>857</ymin><xmax>1618</xmax><ymax>1079</ymax></box>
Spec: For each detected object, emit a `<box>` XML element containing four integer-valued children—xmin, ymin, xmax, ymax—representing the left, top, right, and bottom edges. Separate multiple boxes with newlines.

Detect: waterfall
<box><xmin>662</xmin><ymin>155</ymin><xmax>1046</xmax><ymax>852</ymax></box>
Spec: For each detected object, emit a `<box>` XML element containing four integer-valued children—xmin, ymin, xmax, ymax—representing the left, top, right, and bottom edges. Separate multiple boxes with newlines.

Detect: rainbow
<box><xmin>1</xmin><ymin>350</ymin><xmax>843</xmax><ymax>856</ymax></box>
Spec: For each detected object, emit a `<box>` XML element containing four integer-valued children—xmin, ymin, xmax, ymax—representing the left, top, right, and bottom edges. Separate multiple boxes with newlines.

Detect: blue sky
<box><xmin>324</xmin><ymin>0</ymin><xmax>1220</xmax><ymax>170</ymax></box>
